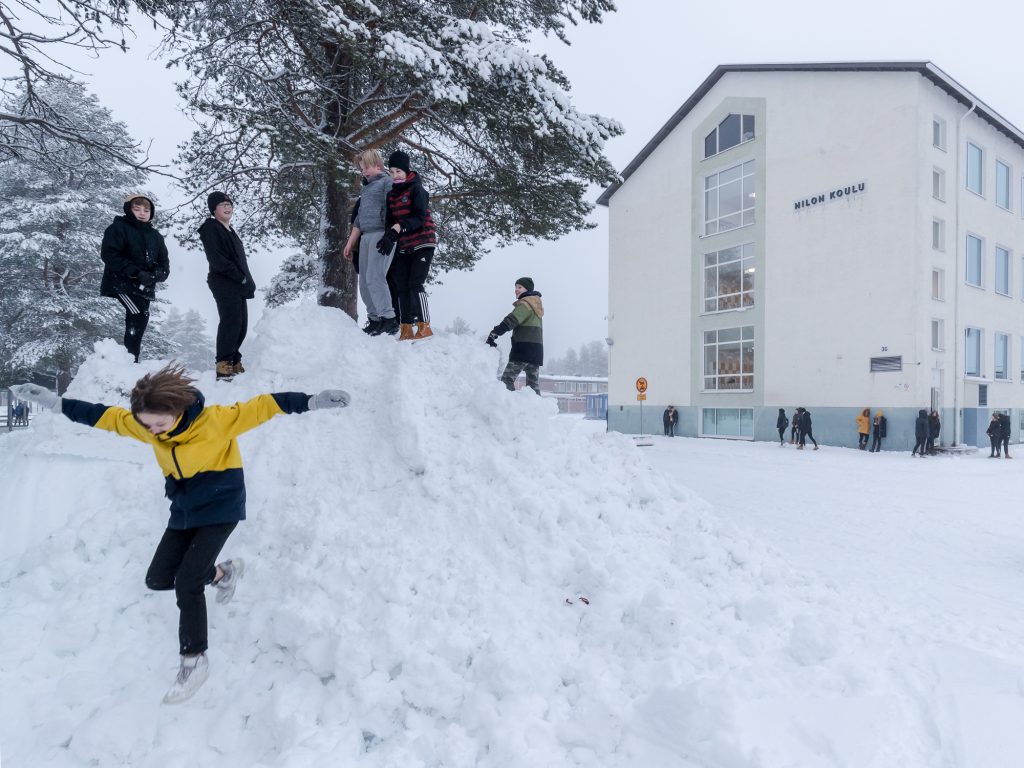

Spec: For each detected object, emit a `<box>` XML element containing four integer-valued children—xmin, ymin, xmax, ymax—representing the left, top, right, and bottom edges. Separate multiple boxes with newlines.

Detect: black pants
<box><xmin>115</xmin><ymin>294</ymin><xmax>151</xmax><ymax>362</ymax></box>
<box><xmin>870</xmin><ymin>434</ymin><xmax>882</xmax><ymax>452</ymax></box>
<box><xmin>665</xmin><ymin>424</ymin><xmax>675</xmax><ymax>437</ymax></box>
<box><xmin>778</xmin><ymin>428</ymin><xmax>786</xmax><ymax>443</ymax></box>
<box><xmin>212</xmin><ymin>291</ymin><xmax>248</xmax><ymax>364</ymax></box>
<box><xmin>913</xmin><ymin>438</ymin><xmax>928</xmax><ymax>455</ymax></box>
<box><xmin>790</xmin><ymin>426</ymin><xmax>798</xmax><ymax>442</ymax></box>
<box><xmin>145</xmin><ymin>522</ymin><xmax>237</xmax><ymax>656</ymax></box>
<box><xmin>858</xmin><ymin>432</ymin><xmax>869</xmax><ymax>448</ymax></box>
<box><xmin>799</xmin><ymin>429</ymin><xmax>817</xmax><ymax>448</ymax></box>
<box><xmin>1002</xmin><ymin>436</ymin><xmax>1010</xmax><ymax>456</ymax></box>
<box><xmin>390</xmin><ymin>248</ymin><xmax>433</xmax><ymax>324</ymax></box>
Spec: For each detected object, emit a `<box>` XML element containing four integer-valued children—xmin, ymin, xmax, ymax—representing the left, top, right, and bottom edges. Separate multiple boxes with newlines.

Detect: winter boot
<box><xmin>162</xmin><ymin>653</ymin><xmax>209</xmax><ymax>705</ymax></box>
<box><xmin>233</xmin><ymin>360</ymin><xmax>246</xmax><ymax>375</ymax></box>
<box><xmin>398</xmin><ymin>323</ymin><xmax>415</xmax><ymax>341</ymax></box>
<box><xmin>216</xmin><ymin>361</ymin><xmax>235</xmax><ymax>381</ymax></box>
<box><xmin>213</xmin><ymin>558</ymin><xmax>245</xmax><ymax>605</ymax></box>
<box><xmin>378</xmin><ymin>317</ymin><xmax>400</xmax><ymax>336</ymax></box>
<box><xmin>413</xmin><ymin>322</ymin><xmax>434</xmax><ymax>342</ymax></box>
<box><xmin>362</xmin><ymin>318</ymin><xmax>381</xmax><ymax>335</ymax></box>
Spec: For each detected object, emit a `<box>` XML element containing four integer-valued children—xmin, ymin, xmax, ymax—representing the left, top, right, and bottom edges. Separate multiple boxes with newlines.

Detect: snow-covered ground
<box><xmin>2</xmin><ymin>302</ymin><xmax>1024</xmax><ymax>767</ymax></box>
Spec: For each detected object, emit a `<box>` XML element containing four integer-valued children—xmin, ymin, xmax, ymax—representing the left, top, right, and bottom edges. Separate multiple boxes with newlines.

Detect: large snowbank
<box><xmin>0</xmin><ymin>302</ymin><xmax>957</xmax><ymax>767</ymax></box>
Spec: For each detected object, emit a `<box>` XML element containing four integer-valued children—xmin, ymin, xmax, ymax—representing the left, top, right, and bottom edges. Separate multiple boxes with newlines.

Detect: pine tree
<box><xmin>152</xmin><ymin>307</ymin><xmax>214</xmax><ymax>372</ymax></box>
<box><xmin>0</xmin><ymin>80</ymin><xmax>148</xmax><ymax>390</ymax></box>
<box><xmin>166</xmin><ymin>0</ymin><xmax>621</xmax><ymax>319</ymax></box>
<box><xmin>443</xmin><ymin>316</ymin><xmax>475</xmax><ymax>337</ymax></box>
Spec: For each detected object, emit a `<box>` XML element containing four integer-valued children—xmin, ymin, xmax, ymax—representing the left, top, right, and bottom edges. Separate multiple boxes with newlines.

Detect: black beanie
<box><xmin>207</xmin><ymin>191</ymin><xmax>232</xmax><ymax>214</ymax></box>
<box><xmin>516</xmin><ymin>277</ymin><xmax>534</xmax><ymax>292</ymax></box>
<box><xmin>387</xmin><ymin>150</ymin><xmax>411</xmax><ymax>173</ymax></box>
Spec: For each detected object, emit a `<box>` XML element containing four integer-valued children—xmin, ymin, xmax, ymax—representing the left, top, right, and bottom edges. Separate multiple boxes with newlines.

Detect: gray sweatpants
<box><xmin>358</xmin><ymin>233</ymin><xmax>396</xmax><ymax>320</ymax></box>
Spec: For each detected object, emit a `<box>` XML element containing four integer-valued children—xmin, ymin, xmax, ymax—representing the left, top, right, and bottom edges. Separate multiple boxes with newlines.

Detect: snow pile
<box><xmin>0</xmin><ymin>303</ymin><xmax>933</xmax><ymax>767</ymax></box>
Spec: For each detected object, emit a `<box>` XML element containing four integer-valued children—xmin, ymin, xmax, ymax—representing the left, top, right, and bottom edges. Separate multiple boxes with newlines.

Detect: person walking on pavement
<box><xmin>856</xmin><ymin>408</ymin><xmax>870</xmax><ymax>450</ymax></box>
<box><xmin>797</xmin><ymin>407</ymin><xmax>819</xmax><ymax>450</ymax></box>
<box><xmin>380</xmin><ymin>150</ymin><xmax>437</xmax><ymax>341</ymax></box>
<box><xmin>789</xmin><ymin>408</ymin><xmax>800</xmax><ymax>444</ymax></box>
<box><xmin>343</xmin><ymin>149</ymin><xmax>396</xmax><ymax>336</ymax></box>
<box><xmin>487</xmin><ymin>277</ymin><xmax>544</xmax><ymax>394</ymax></box>
<box><xmin>199</xmin><ymin>192</ymin><xmax>255</xmax><ymax>380</ymax></box>
<box><xmin>100</xmin><ymin>193</ymin><xmax>170</xmax><ymax>363</ymax></box>
<box><xmin>870</xmin><ymin>410</ymin><xmax>887</xmax><ymax>452</ymax></box>
<box><xmin>776</xmin><ymin>408</ymin><xmax>789</xmax><ymax>446</ymax></box>
<box><xmin>10</xmin><ymin>366</ymin><xmax>351</xmax><ymax>704</ymax></box>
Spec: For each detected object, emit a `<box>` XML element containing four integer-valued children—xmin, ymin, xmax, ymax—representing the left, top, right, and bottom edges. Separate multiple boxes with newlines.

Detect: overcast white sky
<box><xmin>58</xmin><ymin>0</ymin><xmax>1024</xmax><ymax>358</ymax></box>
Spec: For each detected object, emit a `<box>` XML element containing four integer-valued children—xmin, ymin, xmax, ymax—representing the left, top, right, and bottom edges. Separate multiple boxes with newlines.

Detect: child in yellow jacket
<box><xmin>12</xmin><ymin>364</ymin><xmax>349</xmax><ymax>704</ymax></box>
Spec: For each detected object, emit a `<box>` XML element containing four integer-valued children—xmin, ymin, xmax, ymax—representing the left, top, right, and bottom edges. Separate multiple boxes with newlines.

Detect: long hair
<box><xmin>130</xmin><ymin>363</ymin><xmax>199</xmax><ymax>416</ymax></box>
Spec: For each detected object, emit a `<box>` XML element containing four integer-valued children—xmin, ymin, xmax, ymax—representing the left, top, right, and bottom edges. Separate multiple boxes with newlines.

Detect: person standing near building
<box><xmin>100</xmin><ymin>194</ymin><xmax>170</xmax><ymax>363</ymax></box>
<box><xmin>10</xmin><ymin>366</ymin><xmax>351</xmax><ymax>704</ymax></box>
<box><xmin>870</xmin><ymin>410</ymin><xmax>887</xmax><ymax>452</ymax></box>
<box><xmin>663</xmin><ymin>405</ymin><xmax>678</xmax><ymax>437</ymax></box>
<box><xmin>487</xmin><ymin>277</ymin><xmax>544</xmax><ymax>394</ymax></box>
<box><xmin>776</xmin><ymin>408</ymin><xmax>789</xmax><ymax>446</ymax></box>
<box><xmin>380</xmin><ymin>150</ymin><xmax>437</xmax><ymax>341</ymax></box>
<box><xmin>343</xmin><ymin>150</ymin><xmax>395</xmax><ymax>336</ymax></box>
<box><xmin>927</xmin><ymin>410</ymin><xmax>941</xmax><ymax>455</ymax></box>
<box><xmin>790</xmin><ymin>408</ymin><xmax>800</xmax><ymax>444</ymax></box>
<box><xmin>999</xmin><ymin>411</ymin><xmax>1012</xmax><ymax>458</ymax></box>
<box><xmin>797</xmin><ymin>407</ymin><xmax>819</xmax><ymax>450</ymax></box>
<box><xmin>199</xmin><ymin>192</ymin><xmax>255</xmax><ymax>380</ymax></box>
<box><xmin>912</xmin><ymin>409</ymin><xmax>930</xmax><ymax>457</ymax></box>
<box><xmin>856</xmin><ymin>408</ymin><xmax>871</xmax><ymax>450</ymax></box>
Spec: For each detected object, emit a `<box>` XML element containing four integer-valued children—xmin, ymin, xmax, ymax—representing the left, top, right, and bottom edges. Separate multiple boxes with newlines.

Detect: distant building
<box><xmin>599</xmin><ymin>62</ymin><xmax>1024</xmax><ymax>449</ymax></box>
<box><xmin>512</xmin><ymin>374</ymin><xmax>608</xmax><ymax>413</ymax></box>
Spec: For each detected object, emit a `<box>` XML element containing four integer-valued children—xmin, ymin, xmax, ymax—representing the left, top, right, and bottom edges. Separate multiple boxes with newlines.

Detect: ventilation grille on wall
<box><xmin>870</xmin><ymin>356</ymin><xmax>903</xmax><ymax>372</ymax></box>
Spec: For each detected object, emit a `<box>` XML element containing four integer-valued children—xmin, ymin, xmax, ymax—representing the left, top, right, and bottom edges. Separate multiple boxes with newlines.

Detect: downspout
<box><xmin>953</xmin><ymin>101</ymin><xmax>976</xmax><ymax>446</ymax></box>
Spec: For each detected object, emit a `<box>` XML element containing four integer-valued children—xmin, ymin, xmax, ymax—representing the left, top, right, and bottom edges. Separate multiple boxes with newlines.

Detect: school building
<box><xmin>599</xmin><ymin>62</ymin><xmax>1024</xmax><ymax>450</ymax></box>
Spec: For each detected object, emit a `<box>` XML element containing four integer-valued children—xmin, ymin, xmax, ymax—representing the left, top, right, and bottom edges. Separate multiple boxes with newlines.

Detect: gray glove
<box><xmin>10</xmin><ymin>383</ymin><xmax>61</xmax><ymax>411</ymax></box>
<box><xmin>308</xmin><ymin>389</ymin><xmax>351</xmax><ymax>410</ymax></box>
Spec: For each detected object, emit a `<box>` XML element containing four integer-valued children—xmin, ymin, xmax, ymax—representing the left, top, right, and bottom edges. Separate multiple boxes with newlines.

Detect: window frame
<box><xmin>933</xmin><ymin>117</ymin><xmax>947</xmax><ymax>151</ymax></box>
<box><xmin>703</xmin><ymin>158</ymin><xmax>757</xmax><ymax>237</ymax></box>
<box><xmin>702</xmin><ymin>242</ymin><xmax>756</xmax><ymax>314</ymax></box>
<box><xmin>996</xmin><ymin>159</ymin><xmax>1012</xmax><ymax>211</ymax></box>
<box><xmin>995</xmin><ymin>331</ymin><xmax>1010</xmax><ymax>381</ymax></box>
<box><xmin>966</xmin><ymin>142</ymin><xmax>984</xmax><ymax>196</ymax></box>
<box><xmin>932</xmin><ymin>218</ymin><xmax>945</xmax><ymax>251</ymax></box>
<box><xmin>931</xmin><ymin>319</ymin><xmax>944</xmax><ymax>351</ymax></box>
<box><xmin>932</xmin><ymin>167</ymin><xmax>946</xmax><ymax>202</ymax></box>
<box><xmin>965</xmin><ymin>327</ymin><xmax>983</xmax><ymax>377</ymax></box>
<box><xmin>703</xmin><ymin>113</ymin><xmax>756</xmax><ymax>159</ymax></box>
<box><xmin>966</xmin><ymin>233</ymin><xmax>984</xmax><ymax>288</ymax></box>
<box><xmin>932</xmin><ymin>268</ymin><xmax>945</xmax><ymax>301</ymax></box>
<box><xmin>702</xmin><ymin>326</ymin><xmax>755</xmax><ymax>392</ymax></box>
<box><xmin>995</xmin><ymin>245</ymin><xmax>1012</xmax><ymax>296</ymax></box>
<box><xmin>700</xmin><ymin>407</ymin><xmax>754</xmax><ymax>440</ymax></box>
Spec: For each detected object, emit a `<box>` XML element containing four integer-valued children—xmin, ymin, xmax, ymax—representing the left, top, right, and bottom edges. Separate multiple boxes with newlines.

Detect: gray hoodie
<box><xmin>354</xmin><ymin>172</ymin><xmax>392</xmax><ymax>234</ymax></box>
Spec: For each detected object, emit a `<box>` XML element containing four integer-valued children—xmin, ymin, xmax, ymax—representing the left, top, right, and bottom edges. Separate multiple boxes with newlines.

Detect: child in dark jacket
<box><xmin>11</xmin><ymin>365</ymin><xmax>350</xmax><ymax>704</ymax></box>
<box><xmin>487</xmin><ymin>277</ymin><xmax>544</xmax><ymax>394</ymax></box>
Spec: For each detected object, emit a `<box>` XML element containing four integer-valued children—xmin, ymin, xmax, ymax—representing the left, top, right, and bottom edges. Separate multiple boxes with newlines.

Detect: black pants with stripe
<box><xmin>390</xmin><ymin>247</ymin><xmax>433</xmax><ymax>324</ymax></box>
<box><xmin>115</xmin><ymin>294</ymin><xmax>150</xmax><ymax>362</ymax></box>
<box><xmin>145</xmin><ymin>522</ymin><xmax>237</xmax><ymax>656</ymax></box>
<box><xmin>212</xmin><ymin>290</ymin><xmax>248</xmax><ymax>364</ymax></box>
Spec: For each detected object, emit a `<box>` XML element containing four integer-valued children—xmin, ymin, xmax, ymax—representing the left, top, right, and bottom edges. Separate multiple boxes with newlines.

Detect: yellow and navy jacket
<box><xmin>61</xmin><ymin>391</ymin><xmax>310</xmax><ymax>529</ymax></box>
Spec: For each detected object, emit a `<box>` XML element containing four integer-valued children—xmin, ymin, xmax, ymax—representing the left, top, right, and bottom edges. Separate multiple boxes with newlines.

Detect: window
<box><xmin>703</xmin><ymin>326</ymin><xmax>754</xmax><ymax>390</ymax></box>
<box><xmin>966</xmin><ymin>234</ymin><xmax>983</xmax><ymax>287</ymax></box>
<box><xmin>995</xmin><ymin>332</ymin><xmax>1010</xmax><ymax>380</ymax></box>
<box><xmin>870</xmin><ymin>356</ymin><xmax>903</xmax><ymax>372</ymax></box>
<box><xmin>932</xmin><ymin>268</ymin><xmax>945</xmax><ymax>300</ymax></box>
<box><xmin>933</xmin><ymin>117</ymin><xmax>947</xmax><ymax>150</ymax></box>
<box><xmin>966</xmin><ymin>327</ymin><xmax>982</xmax><ymax>376</ymax></box>
<box><xmin>997</xmin><ymin>161</ymin><xmax>1012</xmax><ymax>210</ymax></box>
<box><xmin>704</xmin><ymin>114</ymin><xmax>755</xmax><ymax>158</ymax></box>
<box><xmin>701</xmin><ymin>408</ymin><xmax>754</xmax><ymax>439</ymax></box>
<box><xmin>967</xmin><ymin>143</ymin><xmax>983</xmax><ymax>195</ymax></box>
<box><xmin>703</xmin><ymin>243</ymin><xmax>755</xmax><ymax>312</ymax></box>
<box><xmin>932</xmin><ymin>218</ymin><xmax>945</xmax><ymax>251</ymax></box>
<box><xmin>931</xmin><ymin>319</ymin><xmax>944</xmax><ymax>351</ymax></box>
<box><xmin>979</xmin><ymin>384</ymin><xmax>988</xmax><ymax>407</ymax></box>
<box><xmin>932</xmin><ymin>168</ymin><xmax>946</xmax><ymax>201</ymax></box>
<box><xmin>704</xmin><ymin>160</ymin><xmax>756</xmax><ymax>235</ymax></box>
<box><xmin>996</xmin><ymin>246</ymin><xmax>1011</xmax><ymax>295</ymax></box>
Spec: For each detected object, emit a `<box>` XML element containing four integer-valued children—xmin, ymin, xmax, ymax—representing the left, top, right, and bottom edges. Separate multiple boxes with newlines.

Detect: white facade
<box><xmin>601</xmin><ymin>63</ymin><xmax>1024</xmax><ymax>448</ymax></box>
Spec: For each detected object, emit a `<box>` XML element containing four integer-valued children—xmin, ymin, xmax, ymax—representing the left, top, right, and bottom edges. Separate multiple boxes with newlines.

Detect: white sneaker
<box><xmin>162</xmin><ymin>653</ymin><xmax>209</xmax><ymax>704</ymax></box>
<box><xmin>213</xmin><ymin>558</ymin><xmax>244</xmax><ymax>605</ymax></box>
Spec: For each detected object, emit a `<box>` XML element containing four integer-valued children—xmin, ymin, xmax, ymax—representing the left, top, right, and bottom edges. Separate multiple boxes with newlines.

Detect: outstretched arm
<box><xmin>10</xmin><ymin>384</ymin><xmax>151</xmax><ymax>442</ymax></box>
<box><xmin>214</xmin><ymin>390</ymin><xmax>351</xmax><ymax>439</ymax></box>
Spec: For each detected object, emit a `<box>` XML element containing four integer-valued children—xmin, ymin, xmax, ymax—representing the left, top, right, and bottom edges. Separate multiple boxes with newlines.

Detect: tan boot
<box><xmin>398</xmin><ymin>323</ymin><xmax>415</xmax><ymax>341</ymax></box>
<box><xmin>233</xmin><ymin>361</ymin><xmax>246</xmax><ymax>374</ymax></box>
<box><xmin>413</xmin><ymin>321</ymin><xmax>434</xmax><ymax>341</ymax></box>
<box><xmin>216</xmin><ymin>361</ymin><xmax>235</xmax><ymax>381</ymax></box>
